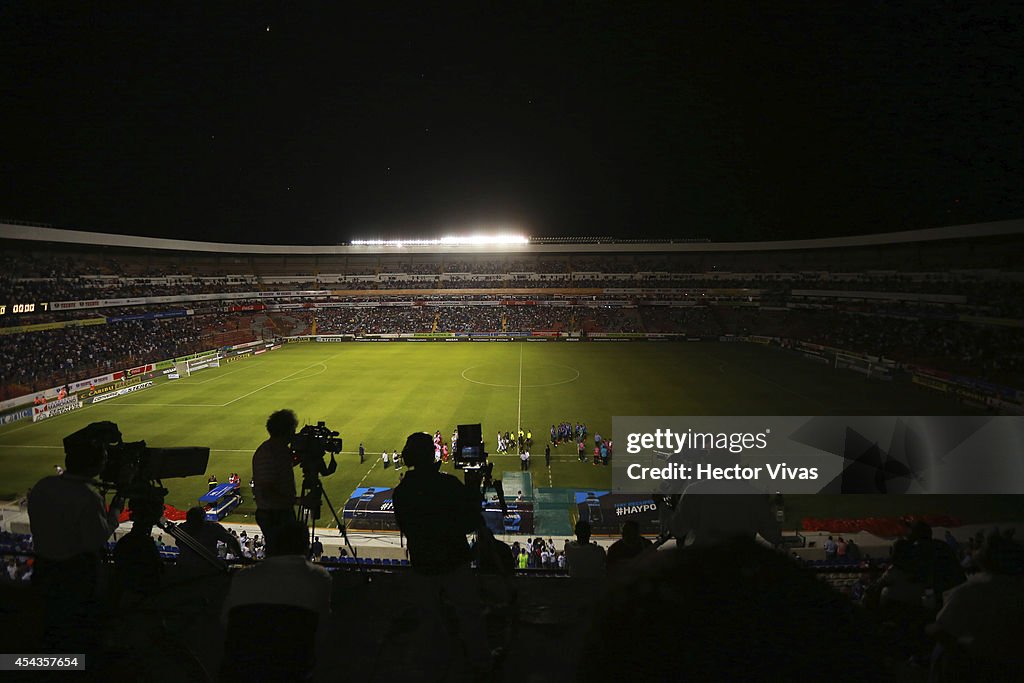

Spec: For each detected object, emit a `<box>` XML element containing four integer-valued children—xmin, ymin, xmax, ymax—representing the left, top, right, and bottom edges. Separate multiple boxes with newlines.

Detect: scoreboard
<box><xmin>0</xmin><ymin>302</ymin><xmax>49</xmax><ymax>315</ymax></box>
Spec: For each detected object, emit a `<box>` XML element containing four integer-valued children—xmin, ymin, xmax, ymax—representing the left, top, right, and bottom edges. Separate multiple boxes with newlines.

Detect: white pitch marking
<box><xmin>355</xmin><ymin>457</ymin><xmax>382</xmax><ymax>490</ymax></box>
<box><xmin>101</xmin><ymin>403</ymin><xmax>222</xmax><ymax>407</ymax></box>
<box><xmin>459</xmin><ymin>363</ymin><xmax>580</xmax><ymax>388</ymax></box>
<box><xmin>172</xmin><ymin>363</ymin><xmax>260</xmax><ymax>385</ymax></box>
<box><xmin>278</xmin><ymin>363</ymin><xmax>327</xmax><ymax>382</ymax></box>
<box><xmin>516</xmin><ymin>343</ymin><xmax>524</xmax><ymax>437</ymax></box>
<box><xmin>221</xmin><ymin>353</ymin><xmax>345</xmax><ymax>406</ymax></box>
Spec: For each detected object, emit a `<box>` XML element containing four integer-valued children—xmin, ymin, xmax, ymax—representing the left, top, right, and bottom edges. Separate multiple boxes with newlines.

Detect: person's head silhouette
<box><xmin>128</xmin><ymin>497</ymin><xmax>163</xmax><ymax>531</ymax></box>
<box><xmin>272</xmin><ymin>520</ymin><xmax>310</xmax><ymax>557</ymax></box>
<box><xmin>185</xmin><ymin>505</ymin><xmax>205</xmax><ymax>529</ymax></box>
<box><xmin>575</xmin><ymin>519</ymin><xmax>592</xmax><ymax>544</ymax></box>
<box><xmin>621</xmin><ymin>519</ymin><xmax>641</xmax><ymax>542</ymax></box>
<box><xmin>401</xmin><ymin>432</ymin><xmax>438</xmax><ymax>471</ymax></box>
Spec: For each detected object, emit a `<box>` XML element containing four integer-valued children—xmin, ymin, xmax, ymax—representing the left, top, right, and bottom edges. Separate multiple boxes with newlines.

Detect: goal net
<box><xmin>172</xmin><ymin>353</ymin><xmax>221</xmax><ymax>378</ymax></box>
<box><xmin>834</xmin><ymin>351</ymin><xmax>894</xmax><ymax>381</ymax></box>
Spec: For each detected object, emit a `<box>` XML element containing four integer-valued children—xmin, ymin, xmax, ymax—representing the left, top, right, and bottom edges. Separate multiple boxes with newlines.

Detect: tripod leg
<box><xmin>319</xmin><ymin>488</ymin><xmax>358</xmax><ymax>561</ymax></box>
<box><xmin>298</xmin><ymin>480</ymin><xmax>320</xmax><ymax>558</ymax></box>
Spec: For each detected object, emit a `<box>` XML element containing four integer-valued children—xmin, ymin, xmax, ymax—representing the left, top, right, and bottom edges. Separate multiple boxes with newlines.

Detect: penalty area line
<box><xmin>171</xmin><ymin>363</ymin><xmax>261</xmax><ymax>386</ymax></box>
<box><xmin>220</xmin><ymin>352</ymin><xmax>346</xmax><ymax>407</ymax></box>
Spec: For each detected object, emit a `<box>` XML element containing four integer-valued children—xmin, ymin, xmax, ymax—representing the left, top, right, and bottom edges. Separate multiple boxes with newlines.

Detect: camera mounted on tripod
<box><xmin>63</xmin><ymin>421</ymin><xmax>227</xmax><ymax>572</ymax></box>
<box><xmin>290</xmin><ymin>421</ymin><xmax>342</xmax><ymax>477</ymax></box>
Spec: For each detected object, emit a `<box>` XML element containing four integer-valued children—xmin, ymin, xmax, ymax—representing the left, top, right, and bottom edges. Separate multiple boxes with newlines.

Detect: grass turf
<box><xmin>1</xmin><ymin>341</ymin><xmax>1020</xmax><ymax>527</ymax></box>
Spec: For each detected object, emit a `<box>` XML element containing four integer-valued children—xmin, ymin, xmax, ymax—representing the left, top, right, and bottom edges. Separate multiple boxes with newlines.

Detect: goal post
<box><xmin>833</xmin><ymin>350</ymin><xmax>894</xmax><ymax>381</ymax></box>
<box><xmin>172</xmin><ymin>352</ymin><xmax>221</xmax><ymax>378</ymax></box>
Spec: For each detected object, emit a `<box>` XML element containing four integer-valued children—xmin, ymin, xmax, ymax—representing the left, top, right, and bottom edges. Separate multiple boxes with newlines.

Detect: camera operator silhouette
<box><xmin>252</xmin><ymin>409</ymin><xmax>305</xmax><ymax>554</ymax></box>
<box><xmin>392</xmin><ymin>431</ymin><xmax>491</xmax><ymax>677</ymax></box>
<box><xmin>28</xmin><ymin>432</ymin><xmax>125</xmax><ymax>653</ymax></box>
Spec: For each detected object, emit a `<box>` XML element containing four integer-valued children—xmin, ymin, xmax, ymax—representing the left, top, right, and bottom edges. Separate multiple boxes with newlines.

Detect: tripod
<box><xmin>159</xmin><ymin>517</ymin><xmax>229</xmax><ymax>572</ymax></box>
<box><xmin>297</xmin><ymin>472</ymin><xmax>358</xmax><ymax>563</ymax></box>
<box><xmin>99</xmin><ymin>480</ymin><xmax>226</xmax><ymax>572</ymax></box>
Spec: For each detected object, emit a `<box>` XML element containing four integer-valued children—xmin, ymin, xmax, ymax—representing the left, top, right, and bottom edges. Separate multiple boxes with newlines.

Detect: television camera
<box><xmin>453</xmin><ymin>423</ymin><xmax>488</xmax><ymax>471</ymax></box>
<box><xmin>291</xmin><ymin>421</ymin><xmax>342</xmax><ymax>478</ymax></box>
<box><xmin>63</xmin><ymin>421</ymin><xmax>210</xmax><ymax>502</ymax></box>
<box><xmin>63</xmin><ymin>421</ymin><xmax>223</xmax><ymax>570</ymax></box>
<box><xmin>454</xmin><ymin>423</ymin><xmax>507</xmax><ymax>517</ymax></box>
<box><xmin>290</xmin><ymin>421</ymin><xmax>358</xmax><ymax>560</ymax></box>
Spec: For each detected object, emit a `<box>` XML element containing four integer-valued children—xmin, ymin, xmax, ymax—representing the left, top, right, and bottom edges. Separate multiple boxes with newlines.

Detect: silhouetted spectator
<box><xmin>606</xmin><ymin>520</ymin><xmax>653</xmax><ymax>571</ymax></box>
<box><xmin>565</xmin><ymin>519</ymin><xmax>606</xmax><ymax>579</ymax></box>
<box><xmin>310</xmin><ymin>536</ymin><xmax>324</xmax><ymax>561</ymax></box>
<box><xmin>112</xmin><ymin>497</ymin><xmax>165</xmax><ymax>608</ymax></box>
<box><xmin>944</xmin><ymin>530</ymin><xmax>960</xmax><ymax>555</ymax></box>
<box><xmin>824</xmin><ymin>535</ymin><xmax>838</xmax><ymax>561</ymax></box>
<box><xmin>884</xmin><ymin>521</ymin><xmax>966</xmax><ymax>608</ymax></box>
<box><xmin>392</xmin><ymin>432</ymin><xmax>489</xmax><ymax>674</ymax></box>
<box><xmin>927</xmin><ymin>532</ymin><xmax>1024</xmax><ymax>681</ymax></box>
<box><xmin>579</xmin><ymin>539</ymin><xmax>886</xmax><ymax>681</ymax></box>
<box><xmin>221</xmin><ymin>520</ymin><xmax>332</xmax><ymax>682</ymax></box>
<box><xmin>172</xmin><ymin>506</ymin><xmax>240</xmax><ymax>580</ymax></box>
<box><xmin>670</xmin><ymin>476</ymin><xmax>782</xmax><ymax>548</ymax></box>
<box><xmin>867</xmin><ymin>521</ymin><xmax>967</xmax><ymax>659</ymax></box>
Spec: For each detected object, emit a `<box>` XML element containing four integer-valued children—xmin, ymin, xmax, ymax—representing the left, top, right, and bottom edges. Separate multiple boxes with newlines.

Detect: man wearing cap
<box><xmin>392</xmin><ymin>432</ymin><xmax>490</xmax><ymax>673</ymax></box>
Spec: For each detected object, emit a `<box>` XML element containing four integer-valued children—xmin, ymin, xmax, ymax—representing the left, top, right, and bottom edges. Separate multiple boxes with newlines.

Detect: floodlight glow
<box><xmin>439</xmin><ymin>234</ymin><xmax>529</xmax><ymax>246</ymax></box>
<box><xmin>351</xmin><ymin>234</ymin><xmax>529</xmax><ymax>247</ymax></box>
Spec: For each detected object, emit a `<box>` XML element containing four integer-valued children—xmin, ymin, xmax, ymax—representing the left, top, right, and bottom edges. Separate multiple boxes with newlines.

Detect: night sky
<box><xmin>1</xmin><ymin>3</ymin><xmax>1021</xmax><ymax>244</ymax></box>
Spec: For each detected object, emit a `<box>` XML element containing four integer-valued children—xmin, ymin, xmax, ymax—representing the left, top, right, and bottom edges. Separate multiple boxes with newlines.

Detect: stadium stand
<box><xmin>1</xmin><ymin>220</ymin><xmax>1022</xmax><ymax>400</ymax></box>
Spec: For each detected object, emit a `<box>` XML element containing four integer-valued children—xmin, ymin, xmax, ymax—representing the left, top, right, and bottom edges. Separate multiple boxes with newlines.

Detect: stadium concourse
<box><xmin>1</xmin><ymin>221</ymin><xmax>1024</xmax><ymax>680</ymax></box>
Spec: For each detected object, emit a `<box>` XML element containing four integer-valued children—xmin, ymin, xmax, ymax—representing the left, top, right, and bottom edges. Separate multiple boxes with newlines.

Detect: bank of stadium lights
<box><xmin>350</xmin><ymin>234</ymin><xmax>530</xmax><ymax>247</ymax></box>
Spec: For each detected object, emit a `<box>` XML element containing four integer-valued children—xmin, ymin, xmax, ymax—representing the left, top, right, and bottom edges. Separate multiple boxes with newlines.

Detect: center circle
<box><xmin>461</xmin><ymin>363</ymin><xmax>580</xmax><ymax>388</ymax></box>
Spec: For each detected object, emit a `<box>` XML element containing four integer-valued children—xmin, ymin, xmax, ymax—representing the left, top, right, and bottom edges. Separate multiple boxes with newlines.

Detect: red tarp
<box><xmin>116</xmin><ymin>503</ymin><xmax>188</xmax><ymax>524</ymax></box>
<box><xmin>801</xmin><ymin>514</ymin><xmax>963</xmax><ymax>538</ymax></box>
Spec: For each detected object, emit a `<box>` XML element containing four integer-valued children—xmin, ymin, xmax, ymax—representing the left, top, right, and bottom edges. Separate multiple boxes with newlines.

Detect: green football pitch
<box><xmin>1</xmin><ymin>341</ymin><xmax>1021</xmax><ymax>526</ymax></box>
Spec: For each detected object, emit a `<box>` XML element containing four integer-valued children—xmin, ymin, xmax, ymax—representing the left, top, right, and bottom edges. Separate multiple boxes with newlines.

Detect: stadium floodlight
<box><xmin>351</xmin><ymin>234</ymin><xmax>529</xmax><ymax>247</ymax></box>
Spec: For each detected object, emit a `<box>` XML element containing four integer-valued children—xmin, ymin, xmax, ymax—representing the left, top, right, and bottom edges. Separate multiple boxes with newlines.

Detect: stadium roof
<box><xmin>1</xmin><ymin>219</ymin><xmax>1022</xmax><ymax>256</ymax></box>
